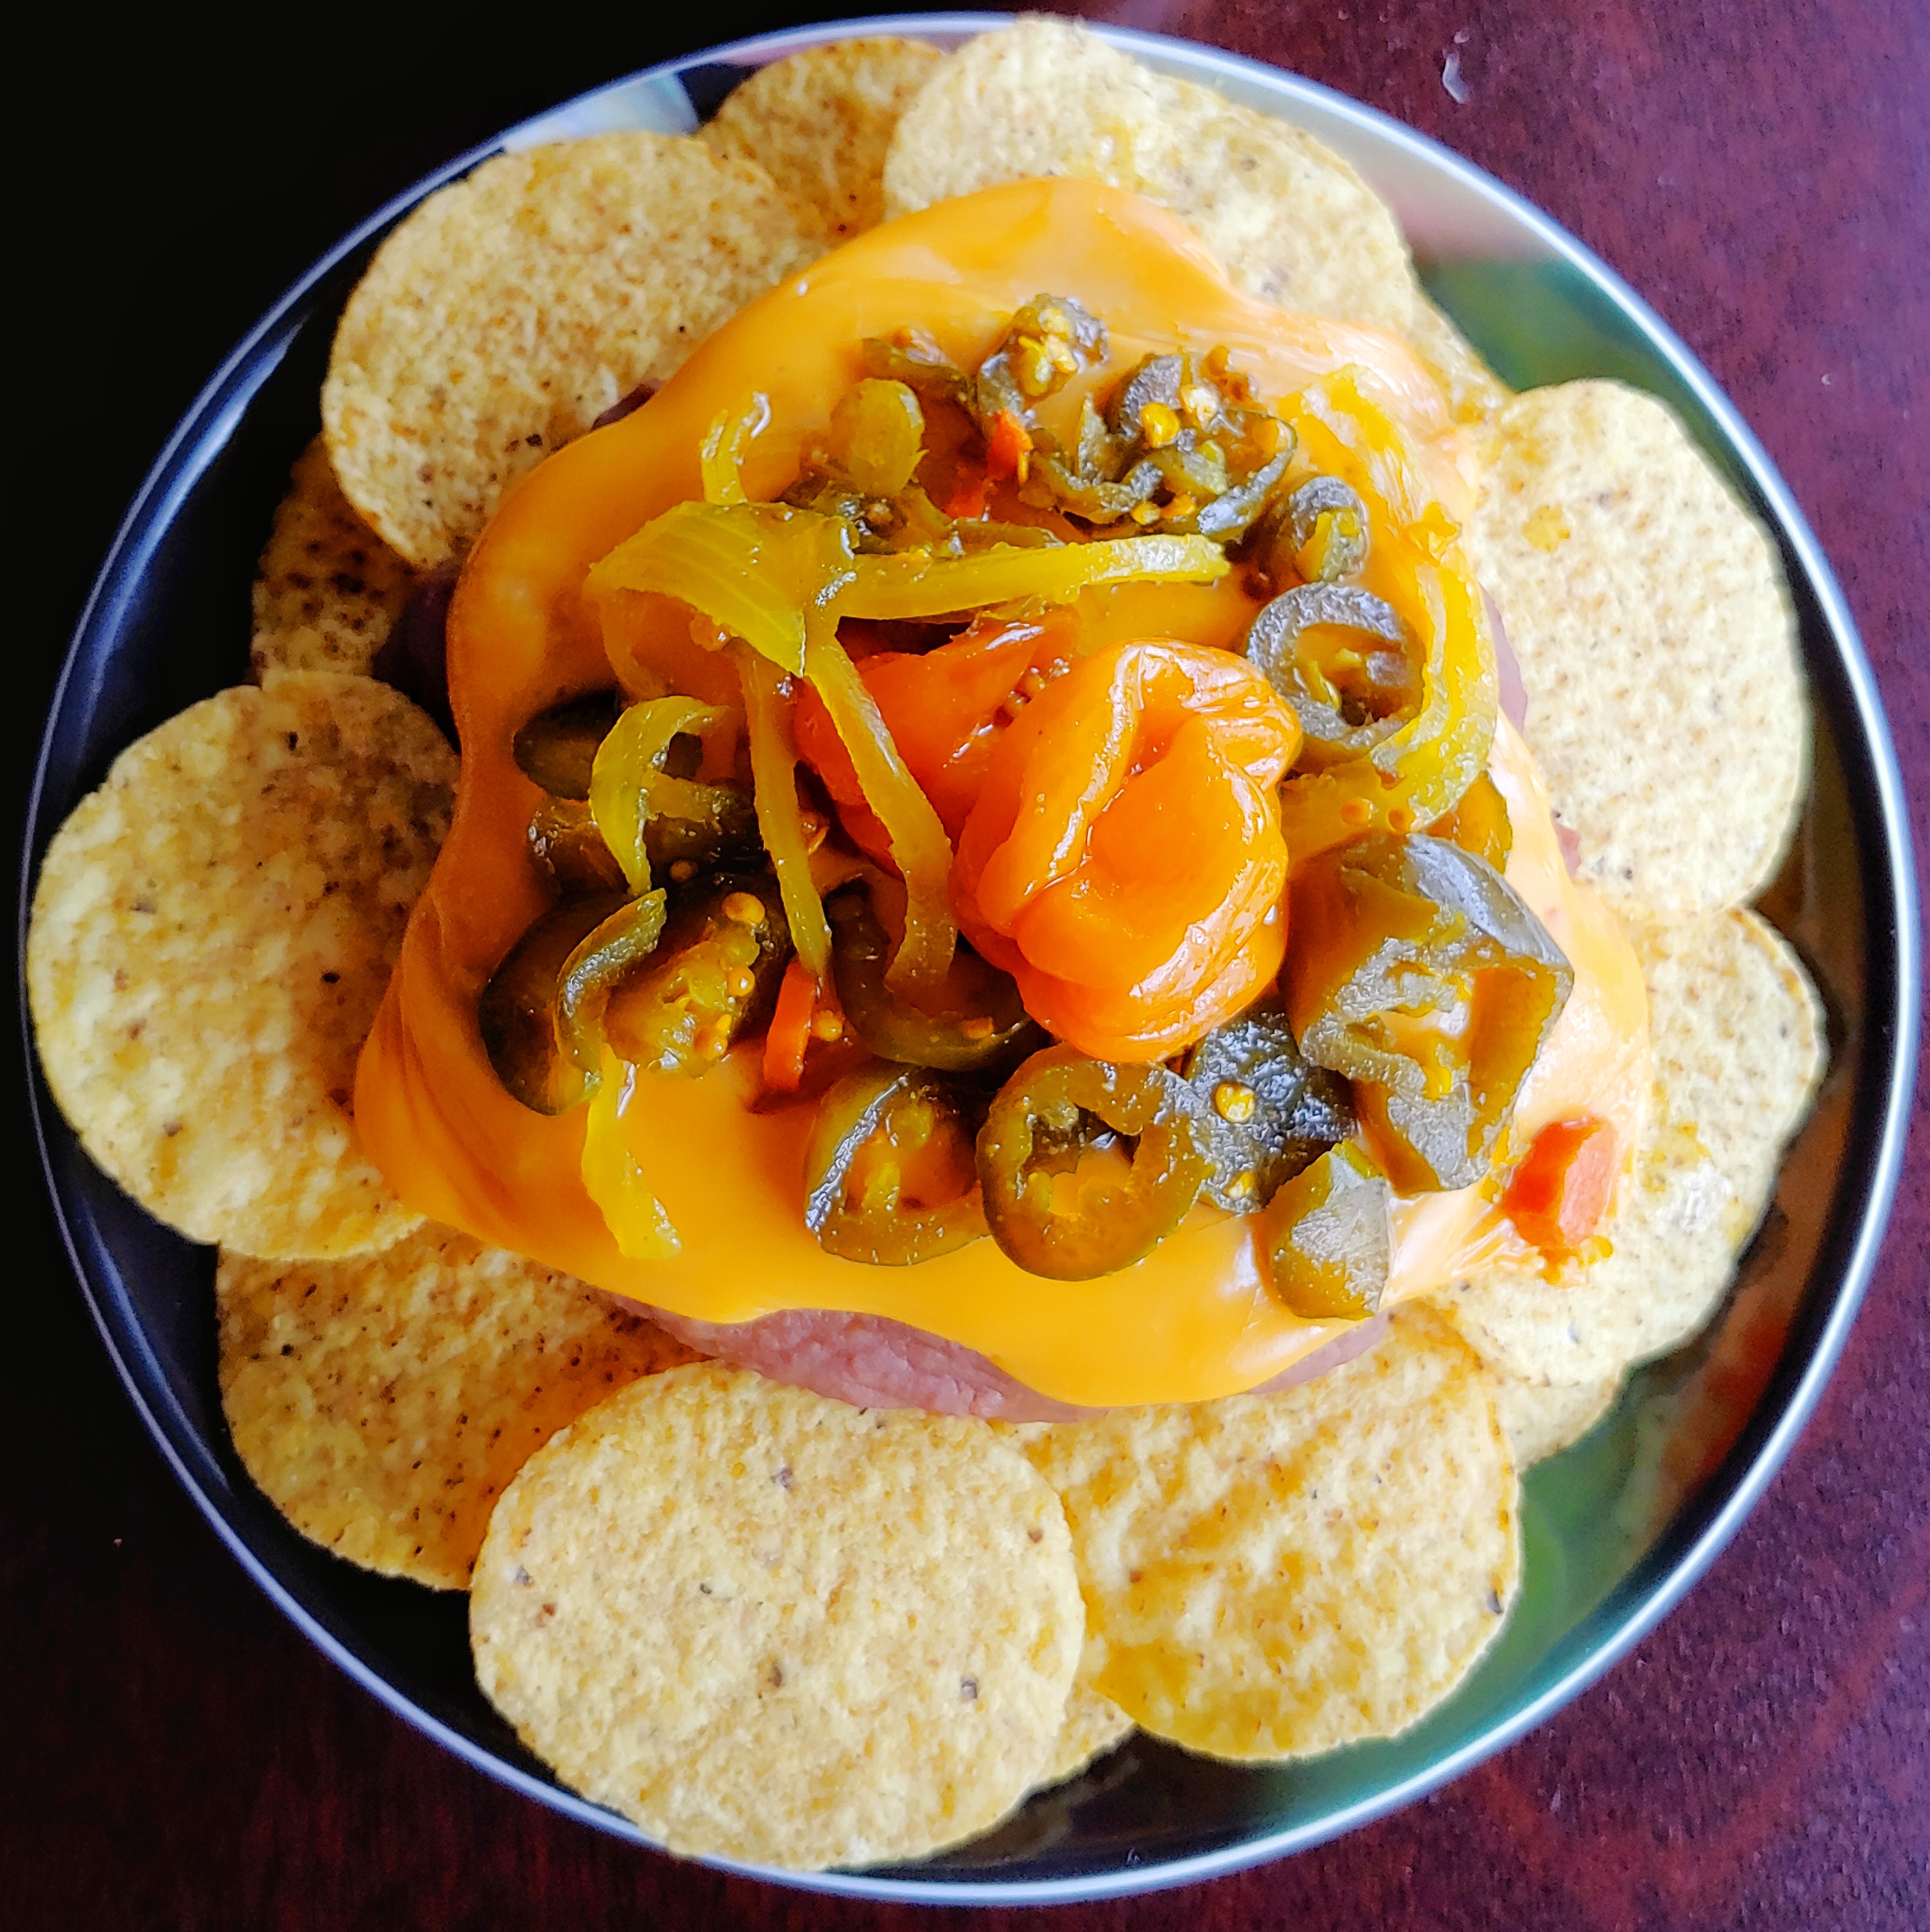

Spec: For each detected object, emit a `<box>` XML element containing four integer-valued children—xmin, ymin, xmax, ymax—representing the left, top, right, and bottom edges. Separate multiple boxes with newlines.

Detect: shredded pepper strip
<box><xmin>802</xmin><ymin>616</ymin><xmax>958</xmax><ymax>991</ymax></box>
<box><xmin>840</xmin><ymin>533</ymin><xmax>1226</xmax><ymax>619</ymax></box>
<box><xmin>735</xmin><ymin>648</ymin><xmax>832</xmax><ymax>981</ymax></box>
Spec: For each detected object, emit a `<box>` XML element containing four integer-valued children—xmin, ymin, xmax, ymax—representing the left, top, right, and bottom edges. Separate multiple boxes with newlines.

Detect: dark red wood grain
<box><xmin>7</xmin><ymin>4</ymin><xmax>1924</xmax><ymax>1926</ymax></box>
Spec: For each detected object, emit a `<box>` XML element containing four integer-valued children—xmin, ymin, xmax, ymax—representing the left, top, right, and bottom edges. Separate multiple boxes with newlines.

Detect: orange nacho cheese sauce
<box><xmin>355</xmin><ymin>177</ymin><xmax>1649</xmax><ymax>1408</ymax></box>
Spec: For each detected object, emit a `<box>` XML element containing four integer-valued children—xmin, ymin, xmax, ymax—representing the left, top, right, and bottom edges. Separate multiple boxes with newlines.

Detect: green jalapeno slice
<box><xmin>1285</xmin><ymin>832</ymin><xmax>1572</xmax><ymax>1192</ymax></box>
<box><xmin>1246</xmin><ymin>582</ymin><xmax>1422</xmax><ymax>764</ymax></box>
<box><xmin>511</xmin><ymin>690</ymin><xmax>621</xmax><ymax>798</ymax></box>
<box><xmin>976</xmin><ymin>1046</ymin><xmax>1214</xmax><ymax>1279</ymax></box>
<box><xmin>827</xmin><ymin>889</ymin><xmax>1040</xmax><ymax>1072</ymax></box>
<box><xmin>602</xmin><ymin>876</ymin><xmax>791</xmax><ymax>1075</ymax></box>
<box><xmin>1182</xmin><ymin>1004</ymin><xmax>1358</xmax><ymax>1211</ymax></box>
<box><xmin>588</xmin><ymin>695</ymin><xmax>758</xmax><ymax>893</ymax></box>
<box><xmin>803</xmin><ymin>1066</ymin><xmax>988</xmax><ymax>1265</ymax></box>
<box><xmin>527</xmin><ymin>794</ymin><xmax>626</xmax><ymax>892</ymax></box>
<box><xmin>556</xmin><ymin>891</ymin><xmax>669</xmax><ymax>1076</ymax></box>
<box><xmin>1259</xmin><ymin>1142</ymin><xmax>1393</xmax><ymax>1319</ymax></box>
<box><xmin>479</xmin><ymin>890</ymin><xmax>627</xmax><ymax>1114</ymax></box>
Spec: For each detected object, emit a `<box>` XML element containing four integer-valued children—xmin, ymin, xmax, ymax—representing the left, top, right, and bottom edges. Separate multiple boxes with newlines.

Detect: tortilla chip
<box><xmin>1022</xmin><ymin>1308</ymin><xmax>1518</xmax><ymax>1761</ymax></box>
<box><xmin>250</xmin><ymin>437</ymin><xmax>417</xmax><ymax>680</ymax></box>
<box><xmin>882</xmin><ymin>17</ymin><xmax>1420</xmax><ymax>334</ymax></box>
<box><xmin>1035</xmin><ymin>1678</ymin><xmax>1134</xmax><ymax>1791</ymax></box>
<box><xmin>1466</xmin><ymin>381</ymin><xmax>1807</xmax><ymax>920</ymax></box>
<box><xmin>1403</xmin><ymin>291</ymin><xmax>1510</xmax><ymax>426</ymax></box>
<box><xmin>470</xmin><ymin>1363</ymin><xmax>1082</xmax><ymax>1869</ymax></box>
<box><xmin>218</xmin><ymin>1228</ymin><xmax>698</xmax><ymax>1587</ymax></box>
<box><xmin>323</xmin><ymin>134</ymin><xmax>821</xmax><ymax>568</ymax></box>
<box><xmin>1493</xmin><ymin>1368</ymin><xmax>1620</xmax><ymax>1467</ymax></box>
<box><xmin>1435</xmin><ymin>909</ymin><xmax>1826</xmax><ymax>1391</ymax></box>
<box><xmin>701</xmin><ymin>38</ymin><xmax>945</xmax><ymax>242</ymax></box>
<box><xmin>27</xmin><ymin>672</ymin><xmax>453</xmax><ymax>1258</ymax></box>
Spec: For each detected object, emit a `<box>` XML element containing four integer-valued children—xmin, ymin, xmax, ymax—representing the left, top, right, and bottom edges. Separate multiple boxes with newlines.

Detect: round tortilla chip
<box><xmin>27</xmin><ymin>671</ymin><xmax>453</xmax><ymax>1258</ymax></box>
<box><xmin>882</xmin><ymin>17</ymin><xmax>1421</xmax><ymax>334</ymax></box>
<box><xmin>219</xmin><ymin>1227</ymin><xmax>699</xmax><ymax>1587</ymax></box>
<box><xmin>1436</xmin><ymin>909</ymin><xmax>1826</xmax><ymax>1392</ymax></box>
<box><xmin>701</xmin><ymin>37</ymin><xmax>944</xmax><ymax>242</ymax></box>
<box><xmin>250</xmin><ymin>436</ymin><xmax>416</xmax><ymax>679</ymax></box>
<box><xmin>1466</xmin><ymin>380</ymin><xmax>1807</xmax><ymax>920</ymax></box>
<box><xmin>1022</xmin><ymin>1308</ymin><xmax>1518</xmax><ymax>1762</ymax></box>
<box><xmin>470</xmin><ymin>1363</ymin><xmax>1082</xmax><ymax>1869</ymax></box>
<box><xmin>323</xmin><ymin>133</ymin><xmax>821</xmax><ymax>568</ymax></box>
<box><xmin>1493</xmin><ymin>1367</ymin><xmax>1621</xmax><ymax>1468</ymax></box>
<box><xmin>1035</xmin><ymin>1678</ymin><xmax>1134</xmax><ymax>1792</ymax></box>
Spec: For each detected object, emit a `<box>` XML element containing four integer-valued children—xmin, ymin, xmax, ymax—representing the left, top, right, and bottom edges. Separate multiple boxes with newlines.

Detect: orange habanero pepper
<box><xmin>952</xmin><ymin>638</ymin><xmax>1301</xmax><ymax>1060</ymax></box>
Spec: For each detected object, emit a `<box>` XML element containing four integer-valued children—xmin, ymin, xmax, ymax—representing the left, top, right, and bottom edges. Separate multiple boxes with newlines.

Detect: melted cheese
<box><xmin>354</xmin><ymin>178</ymin><xmax>1648</xmax><ymax>1408</ymax></box>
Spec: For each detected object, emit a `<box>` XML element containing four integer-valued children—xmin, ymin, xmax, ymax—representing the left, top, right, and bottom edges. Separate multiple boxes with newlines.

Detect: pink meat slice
<box><xmin>642</xmin><ymin>1303</ymin><xmax>1389</xmax><ymax>1420</ymax></box>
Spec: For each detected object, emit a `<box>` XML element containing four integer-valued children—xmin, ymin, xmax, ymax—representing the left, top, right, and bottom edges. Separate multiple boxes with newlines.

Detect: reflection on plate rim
<box><xmin>18</xmin><ymin>12</ymin><xmax>1921</xmax><ymax>1907</ymax></box>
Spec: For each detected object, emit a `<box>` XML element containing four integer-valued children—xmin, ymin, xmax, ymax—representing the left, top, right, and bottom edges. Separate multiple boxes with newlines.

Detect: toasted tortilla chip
<box><xmin>470</xmin><ymin>1364</ymin><xmax>1082</xmax><ymax>1869</ymax></box>
<box><xmin>1403</xmin><ymin>291</ymin><xmax>1510</xmax><ymax>427</ymax></box>
<box><xmin>250</xmin><ymin>437</ymin><xmax>416</xmax><ymax>679</ymax></box>
<box><xmin>1022</xmin><ymin>1308</ymin><xmax>1518</xmax><ymax>1761</ymax></box>
<box><xmin>1036</xmin><ymin>1678</ymin><xmax>1134</xmax><ymax>1792</ymax></box>
<box><xmin>701</xmin><ymin>38</ymin><xmax>944</xmax><ymax>242</ymax></box>
<box><xmin>323</xmin><ymin>134</ymin><xmax>821</xmax><ymax>568</ymax></box>
<box><xmin>27</xmin><ymin>672</ymin><xmax>453</xmax><ymax>1258</ymax></box>
<box><xmin>218</xmin><ymin>1228</ymin><xmax>698</xmax><ymax>1587</ymax></box>
<box><xmin>1467</xmin><ymin>381</ymin><xmax>1807</xmax><ymax>919</ymax></box>
<box><xmin>1493</xmin><ymin>1368</ymin><xmax>1621</xmax><ymax>1467</ymax></box>
<box><xmin>883</xmin><ymin>17</ymin><xmax>1420</xmax><ymax>334</ymax></box>
<box><xmin>1436</xmin><ymin>909</ymin><xmax>1826</xmax><ymax>1392</ymax></box>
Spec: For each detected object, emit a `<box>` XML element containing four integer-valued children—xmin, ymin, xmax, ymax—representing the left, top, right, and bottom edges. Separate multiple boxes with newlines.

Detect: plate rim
<box><xmin>17</xmin><ymin>11</ymin><xmax>1922</xmax><ymax>1907</ymax></box>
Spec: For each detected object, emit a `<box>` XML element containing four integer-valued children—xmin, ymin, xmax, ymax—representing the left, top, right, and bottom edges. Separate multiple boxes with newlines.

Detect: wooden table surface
<box><xmin>8</xmin><ymin>4</ymin><xmax>1924</xmax><ymax>1926</ymax></box>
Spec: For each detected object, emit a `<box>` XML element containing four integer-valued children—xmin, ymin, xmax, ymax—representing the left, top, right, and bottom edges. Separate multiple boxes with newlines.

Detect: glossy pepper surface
<box><xmin>1285</xmin><ymin>831</ymin><xmax>1572</xmax><ymax>1192</ymax></box>
<box><xmin>953</xmin><ymin>637</ymin><xmax>1301</xmax><ymax>1060</ymax></box>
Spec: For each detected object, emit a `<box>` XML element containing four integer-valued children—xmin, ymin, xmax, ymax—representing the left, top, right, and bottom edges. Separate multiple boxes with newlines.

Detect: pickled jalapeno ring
<box><xmin>1182</xmin><ymin>1004</ymin><xmax>1357</xmax><ymax>1210</ymax></box>
<box><xmin>602</xmin><ymin>876</ymin><xmax>791</xmax><ymax>1075</ymax></box>
<box><xmin>1285</xmin><ymin>832</ymin><xmax>1573</xmax><ymax>1192</ymax></box>
<box><xmin>976</xmin><ymin>1046</ymin><xmax>1214</xmax><ymax>1279</ymax></box>
<box><xmin>588</xmin><ymin>694</ymin><xmax>756</xmax><ymax>894</ymax></box>
<box><xmin>527</xmin><ymin>794</ymin><xmax>626</xmax><ymax>892</ymax></box>
<box><xmin>479</xmin><ymin>890</ymin><xmax>627</xmax><ymax>1114</ymax></box>
<box><xmin>803</xmin><ymin>1066</ymin><xmax>989</xmax><ymax>1265</ymax></box>
<box><xmin>557</xmin><ymin>890</ymin><xmax>669</xmax><ymax>1075</ymax></box>
<box><xmin>1259</xmin><ymin>1142</ymin><xmax>1393</xmax><ymax>1320</ymax></box>
<box><xmin>1246</xmin><ymin>582</ymin><xmax>1421</xmax><ymax>762</ymax></box>
<box><xmin>1284</xmin><ymin>475</ymin><xmax>1370</xmax><ymax>581</ymax></box>
<box><xmin>511</xmin><ymin>690</ymin><xmax>621</xmax><ymax>799</ymax></box>
<box><xmin>827</xmin><ymin>889</ymin><xmax>1039</xmax><ymax>1072</ymax></box>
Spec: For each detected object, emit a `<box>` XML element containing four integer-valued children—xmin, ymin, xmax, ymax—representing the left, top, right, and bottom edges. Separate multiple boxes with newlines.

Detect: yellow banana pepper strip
<box><xmin>735</xmin><ymin>646</ymin><xmax>833</xmax><ymax>981</ymax></box>
<box><xmin>586</xmin><ymin>694</ymin><xmax>749</xmax><ymax>894</ymax></box>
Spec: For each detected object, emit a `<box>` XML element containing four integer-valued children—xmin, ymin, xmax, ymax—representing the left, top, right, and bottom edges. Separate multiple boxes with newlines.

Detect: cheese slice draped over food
<box><xmin>355</xmin><ymin>177</ymin><xmax>1649</xmax><ymax>1407</ymax></box>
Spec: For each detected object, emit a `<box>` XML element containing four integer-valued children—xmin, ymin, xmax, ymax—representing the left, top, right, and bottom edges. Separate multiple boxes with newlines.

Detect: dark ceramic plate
<box><xmin>18</xmin><ymin>13</ymin><xmax>1920</xmax><ymax>1906</ymax></box>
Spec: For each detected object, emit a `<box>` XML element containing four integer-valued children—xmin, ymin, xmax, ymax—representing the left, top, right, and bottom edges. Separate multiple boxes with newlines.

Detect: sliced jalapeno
<box><xmin>556</xmin><ymin>891</ymin><xmax>669</xmax><ymax>1075</ymax></box>
<box><xmin>1259</xmin><ymin>1142</ymin><xmax>1392</xmax><ymax>1319</ymax></box>
<box><xmin>512</xmin><ymin>691</ymin><xmax>621</xmax><ymax>798</ymax></box>
<box><xmin>603</xmin><ymin>877</ymin><xmax>791</xmax><ymax>1075</ymax></box>
<box><xmin>1183</xmin><ymin>1004</ymin><xmax>1357</xmax><ymax>1210</ymax></box>
<box><xmin>803</xmin><ymin>1066</ymin><xmax>988</xmax><ymax>1264</ymax></box>
<box><xmin>527</xmin><ymin>794</ymin><xmax>626</xmax><ymax>892</ymax></box>
<box><xmin>588</xmin><ymin>695</ymin><xmax>758</xmax><ymax>893</ymax></box>
<box><xmin>1246</xmin><ymin>582</ymin><xmax>1422</xmax><ymax>764</ymax></box>
<box><xmin>976</xmin><ymin>1046</ymin><xmax>1214</xmax><ymax>1279</ymax></box>
<box><xmin>827</xmin><ymin>889</ymin><xmax>1040</xmax><ymax>1072</ymax></box>
<box><xmin>1285</xmin><ymin>832</ymin><xmax>1572</xmax><ymax>1191</ymax></box>
<box><xmin>479</xmin><ymin>890</ymin><xmax>627</xmax><ymax>1114</ymax></box>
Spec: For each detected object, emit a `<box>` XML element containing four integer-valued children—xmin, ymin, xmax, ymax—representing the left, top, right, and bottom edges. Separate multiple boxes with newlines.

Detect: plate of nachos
<box><xmin>21</xmin><ymin>14</ymin><xmax>1918</xmax><ymax>1903</ymax></box>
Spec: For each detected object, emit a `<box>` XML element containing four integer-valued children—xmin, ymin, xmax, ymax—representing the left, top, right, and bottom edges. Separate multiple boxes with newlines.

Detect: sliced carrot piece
<box><xmin>762</xmin><ymin>957</ymin><xmax>819</xmax><ymax>1094</ymax></box>
<box><xmin>1502</xmin><ymin>1116</ymin><xmax>1619</xmax><ymax>1251</ymax></box>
